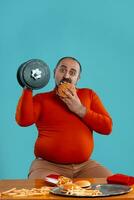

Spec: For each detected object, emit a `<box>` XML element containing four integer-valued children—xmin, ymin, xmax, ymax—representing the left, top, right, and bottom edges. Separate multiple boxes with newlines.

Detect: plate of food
<box><xmin>50</xmin><ymin>183</ymin><xmax>133</xmax><ymax>197</ymax></box>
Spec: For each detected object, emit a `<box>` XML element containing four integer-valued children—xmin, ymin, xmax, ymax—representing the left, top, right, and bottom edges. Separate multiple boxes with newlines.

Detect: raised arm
<box><xmin>82</xmin><ymin>90</ymin><xmax>113</xmax><ymax>135</ymax></box>
<box><xmin>15</xmin><ymin>88</ymin><xmax>41</xmax><ymax>126</ymax></box>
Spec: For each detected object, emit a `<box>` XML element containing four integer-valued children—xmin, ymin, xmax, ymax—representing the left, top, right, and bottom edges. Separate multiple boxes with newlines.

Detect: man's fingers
<box><xmin>60</xmin><ymin>96</ymin><xmax>72</xmax><ymax>105</ymax></box>
<box><xmin>63</xmin><ymin>90</ymin><xmax>73</xmax><ymax>98</ymax></box>
<box><xmin>67</xmin><ymin>87</ymin><xmax>76</xmax><ymax>96</ymax></box>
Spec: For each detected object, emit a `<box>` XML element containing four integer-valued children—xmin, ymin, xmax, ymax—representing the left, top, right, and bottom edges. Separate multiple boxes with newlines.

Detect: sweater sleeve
<box><xmin>15</xmin><ymin>88</ymin><xmax>41</xmax><ymax>126</ymax></box>
<box><xmin>82</xmin><ymin>90</ymin><xmax>113</xmax><ymax>135</ymax></box>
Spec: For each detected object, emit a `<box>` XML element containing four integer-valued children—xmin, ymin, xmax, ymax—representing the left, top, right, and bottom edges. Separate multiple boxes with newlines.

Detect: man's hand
<box><xmin>59</xmin><ymin>86</ymin><xmax>87</xmax><ymax>118</ymax></box>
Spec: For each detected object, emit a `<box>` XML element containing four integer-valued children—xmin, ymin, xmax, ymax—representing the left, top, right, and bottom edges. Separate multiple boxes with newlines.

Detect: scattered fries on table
<box><xmin>0</xmin><ymin>186</ymin><xmax>51</xmax><ymax>197</ymax></box>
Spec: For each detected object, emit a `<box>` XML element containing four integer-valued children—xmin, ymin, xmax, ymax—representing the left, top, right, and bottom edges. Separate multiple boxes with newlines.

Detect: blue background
<box><xmin>0</xmin><ymin>0</ymin><xmax>134</xmax><ymax>179</ymax></box>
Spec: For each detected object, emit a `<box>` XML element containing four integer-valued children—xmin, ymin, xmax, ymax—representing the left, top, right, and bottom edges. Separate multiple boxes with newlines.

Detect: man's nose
<box><xmin>64</xmin><ymin>71</ymin><xmax>70</xmax><ymax>78</ymax></box>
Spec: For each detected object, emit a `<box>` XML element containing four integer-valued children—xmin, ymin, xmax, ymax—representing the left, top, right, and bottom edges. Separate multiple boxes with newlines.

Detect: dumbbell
<box><xmin>17</xmin><ymin>59</ymin><xmax>50</xmax><ymax>90</ymax></box>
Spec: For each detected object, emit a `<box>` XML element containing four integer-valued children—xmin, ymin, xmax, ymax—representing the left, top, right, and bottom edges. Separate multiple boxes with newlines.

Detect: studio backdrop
<box><xmin>0</xmin><ymin>0</ymin><xmax>134</xmax><ymax>179</ymax></box>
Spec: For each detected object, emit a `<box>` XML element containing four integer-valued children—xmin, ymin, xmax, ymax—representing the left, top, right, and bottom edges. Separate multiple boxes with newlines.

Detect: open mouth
<box><xmin>60</xmin><ymin>78</ymin><xmax>71</xmax><ymax>84</ymax></box>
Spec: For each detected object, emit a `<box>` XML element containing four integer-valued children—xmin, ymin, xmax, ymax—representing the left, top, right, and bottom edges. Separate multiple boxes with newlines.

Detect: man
<box><xmin>16</xmin><ymin>56</ymin><xmax>113</xmax><ymax>179</ymax></box>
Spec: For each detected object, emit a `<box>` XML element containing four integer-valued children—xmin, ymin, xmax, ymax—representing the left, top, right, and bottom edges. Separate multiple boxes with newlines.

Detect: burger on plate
<box><xmin>62</xmin><ymin>183</ymin><xmax>81</xmax><ymax>192</ymax></box>
<box><xmin>74</xmin><ymin>180</ymin><xmax>91</xmax><ymax>188</ymax></box>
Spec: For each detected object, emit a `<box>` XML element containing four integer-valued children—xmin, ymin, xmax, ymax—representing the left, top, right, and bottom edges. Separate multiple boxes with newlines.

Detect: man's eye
<box><xmin>70</xmin><ymin>71</ymin><xmax>76</xmax><ymax>76</ymax></box>
<box><xmin>59</xmin><ymin>68</ymin><xmax>66</xmax><ymax>73</ymax></box>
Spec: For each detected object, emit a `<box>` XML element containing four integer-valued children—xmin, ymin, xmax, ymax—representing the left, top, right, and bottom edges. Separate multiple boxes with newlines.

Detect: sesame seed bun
<box><xmin>74</xmin><ymin>180</ymin><xmax>91</xmax><ymax>188</ymax></box>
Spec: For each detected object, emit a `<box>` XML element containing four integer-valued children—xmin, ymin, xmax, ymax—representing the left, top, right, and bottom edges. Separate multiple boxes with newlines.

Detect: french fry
<box><xmin>1</xmin><ymin>186</ymin><xmax>51</xmax><ymax>197</ymax></box>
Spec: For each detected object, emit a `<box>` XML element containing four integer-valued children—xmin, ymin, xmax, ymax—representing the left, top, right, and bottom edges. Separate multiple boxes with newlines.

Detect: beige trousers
<box><xmin>28</xmin><ymin>158</ymin><xmax>112</xmax><ymax>179</ymax></box>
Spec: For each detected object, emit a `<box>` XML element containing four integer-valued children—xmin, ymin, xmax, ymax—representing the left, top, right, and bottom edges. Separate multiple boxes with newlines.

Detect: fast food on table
<box><xmin>0</xmin><ymin>186</ymin><xmax>51</xmax><ymax>197</ymax></box>
<box><xmin>61</xmin><ymin>182</ymin><xmax>102</xmax><ymax>196</ymax></box>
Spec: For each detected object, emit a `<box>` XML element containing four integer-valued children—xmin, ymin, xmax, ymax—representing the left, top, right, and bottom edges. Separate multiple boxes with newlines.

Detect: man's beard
<box><xmin>55</xmin><ymin>78</ymin><xmax>72</xmax><ymax>88</ymax></box>
<box><xmin>60</xmin><ymin>78</ymin><xmax>72</xmax><ymax>84</ymax></box>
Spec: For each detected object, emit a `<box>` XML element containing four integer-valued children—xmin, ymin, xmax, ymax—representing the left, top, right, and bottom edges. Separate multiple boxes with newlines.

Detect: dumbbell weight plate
<box><xmin>17</xmin><ymin>60</ymin><xmax>30</xmax><ymax>88</ymax></box>
<box><xmin>17</xmin><ymin>59</ymin><xmax>50</xmax><ymax>90</ymax></box>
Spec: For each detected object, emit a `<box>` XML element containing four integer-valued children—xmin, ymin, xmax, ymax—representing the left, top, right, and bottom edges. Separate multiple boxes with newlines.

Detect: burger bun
<box><xmin>74</xmin><ymin>180</ymin><xmax>91</xmax><ymax>188</ymax></box>
<box><xmin>62</xmin><ymin>183</ymin><xmax>81</xmax><ymax>191</ymax></box>
<box><xmin>56</xmin><ymin>82</ymin><xmax>75</xmax><ymax>98</ymax></box>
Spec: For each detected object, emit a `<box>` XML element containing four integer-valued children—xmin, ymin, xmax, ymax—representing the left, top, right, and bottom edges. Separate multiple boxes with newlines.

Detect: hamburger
<box><xmin>62</xmin><ymin>183</ymin><xmax>81</xmax><ymax>191</ymax></box>
<box><xmin>74</xmin><ymin>180</ymin><xmax>91</xmax><ymax>188</ymax></box>
<box><xmin>56</xmin><ymin>82</ymin><xmax>75</xmax><ymax>98</ymax></box>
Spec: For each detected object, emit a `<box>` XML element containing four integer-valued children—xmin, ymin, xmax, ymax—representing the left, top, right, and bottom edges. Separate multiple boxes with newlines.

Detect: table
<box><xmin>0</xmin><ymin>178</ymin><xmax>134</xmax><ymax>200</ymax></box>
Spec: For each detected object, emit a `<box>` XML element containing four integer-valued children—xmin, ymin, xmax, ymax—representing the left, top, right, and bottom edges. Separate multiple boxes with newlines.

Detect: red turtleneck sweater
<box><xmin>16</xmin><ymin>88</ymin><xmax>112</xmax><ymax>164</ymax></box>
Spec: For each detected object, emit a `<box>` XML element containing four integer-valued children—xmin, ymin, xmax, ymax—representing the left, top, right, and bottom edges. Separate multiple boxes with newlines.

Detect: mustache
<box><xmin>60</xmin><ymin>78</ymin><xmax>72</xmax><ymax>83</ymax></box>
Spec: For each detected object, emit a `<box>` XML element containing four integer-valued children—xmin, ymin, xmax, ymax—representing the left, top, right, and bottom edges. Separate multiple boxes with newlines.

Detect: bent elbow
<box><xmin>17</xmin><ymin>121</ymin><xmax>33</xmax><ymax>127</ymax></box>
<box><xmin>15</xmin><ymin>116</ymin><xmax>34</xmax><ymax>127</ymax></box>
<box><xmin>105</xmin><ymin>118</ymin><xmax>113</xmax><ymax>135</ymax></box>
<box><xmin>106</xmin><ymin>124</ymin><xmax>112</xmax><ymax>135</ymax></box>
<box><xmin>16</xmin><ymin>120</ymin><xmax>34</xmax><ymax>127</ymax></box>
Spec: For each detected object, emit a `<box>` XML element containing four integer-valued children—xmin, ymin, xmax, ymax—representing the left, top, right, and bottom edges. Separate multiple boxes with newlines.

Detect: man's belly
<box><xmin>34</xmin><ymin>130</ymin><xmax>94</xmax><ymax>164</ymax></box>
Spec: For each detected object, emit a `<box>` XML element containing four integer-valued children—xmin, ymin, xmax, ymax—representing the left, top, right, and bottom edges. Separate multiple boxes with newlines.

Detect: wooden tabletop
<box><xmin>0</xmin><ymin>178</ymin><xmax>133</xmax><ymax>200</ymax></box>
